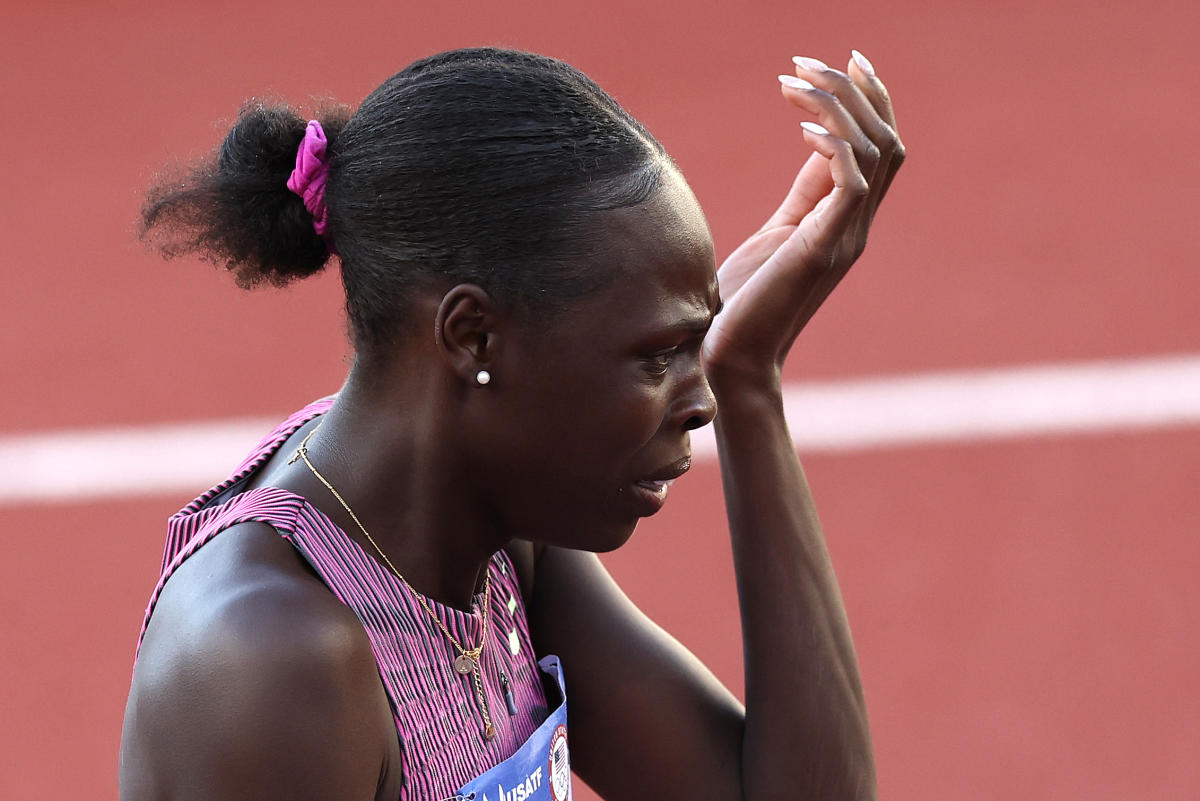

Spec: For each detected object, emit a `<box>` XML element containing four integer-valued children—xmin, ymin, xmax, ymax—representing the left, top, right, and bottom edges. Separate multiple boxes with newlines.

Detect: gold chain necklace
<box><xmin>289</xmin><ymin>422</ymin><xmax>496</xmax><ymax>740</ymax></box>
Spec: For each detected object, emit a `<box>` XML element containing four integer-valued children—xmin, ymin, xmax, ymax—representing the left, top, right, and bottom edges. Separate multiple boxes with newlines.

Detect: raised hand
<box><xmin>702</xmin><ymin>50</ymin><xmax>905</xmax><ymax>390</ymax></box>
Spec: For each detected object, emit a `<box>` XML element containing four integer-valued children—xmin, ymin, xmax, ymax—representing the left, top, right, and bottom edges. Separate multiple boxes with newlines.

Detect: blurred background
<box><xmin>2</xmin><ymin>0</ymin><xmax>1198</xmax><ymax>798</ymax></box>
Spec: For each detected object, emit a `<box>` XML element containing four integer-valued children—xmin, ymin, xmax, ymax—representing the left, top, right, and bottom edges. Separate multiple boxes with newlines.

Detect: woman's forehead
<box><xmin>639</xmin><ymin>169</ymin><xmax>713</xmax><ymax>257</ymax></box>
<box><xmin>572</xmin><ymin>188</ymin><xmax>719</xmax><ymax>336</ymax></box>
<box><xmin>595</xmin><ymin>172</ymin><xmax>715</xmax><ymax>279</ymax></box>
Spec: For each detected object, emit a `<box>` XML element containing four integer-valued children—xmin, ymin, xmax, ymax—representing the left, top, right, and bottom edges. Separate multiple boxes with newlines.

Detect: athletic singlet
<box><xmin>134</xmin><ymin>398</ymin><xmax>568</xmax><ymax>800</ymax></box>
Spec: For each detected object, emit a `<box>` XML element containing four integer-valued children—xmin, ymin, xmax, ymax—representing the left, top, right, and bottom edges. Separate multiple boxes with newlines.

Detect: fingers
<box><xmin>782</xmin><ymin>122</ymin><xmax>868</xmax><ymax>256</ymax></box>
<box><xmin>784</xmin><ymin>51</ymin><xmax>906</xmax><ymax>212</ymax></box>
<box><xmin>844</xmin><ymin>51</ymin><xmax>906</xmax><ymax>205</ymax></box>
<box><xmin>778</xmin><ymin>72</ymin><xmax>882</xmax><ymax>190</ymax></box>
<box><xmin>760</xmin><ymin>151</ymin><xmax>833</xmax><ymax>231</ymax></box>
<box><xmin>725</xmin><ymin>54</ymin><xmax>904</xmax><ymax>350</ymax></box>
<box><xmin>845</xmin><ymin>51</ymin><xmax>900</xmax><ymax>135</ymax></box>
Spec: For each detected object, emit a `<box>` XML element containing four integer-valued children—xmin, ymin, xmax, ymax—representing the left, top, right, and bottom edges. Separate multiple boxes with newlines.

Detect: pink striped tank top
<box><xmin>135</xmin><ymin>398</ymin><xmax>552</xmax><ymax>799</ymax></box>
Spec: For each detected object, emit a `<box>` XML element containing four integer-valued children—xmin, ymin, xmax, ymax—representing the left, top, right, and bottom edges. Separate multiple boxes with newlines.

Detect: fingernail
<box><xmin>792</xmin><ymin>56</ymin><xmax>828</xmax><ymax>72</ymax></box>
<box><xmin>800</xmin><ymin>121</ymin><xmax>829</xmax><ymax>135</ymax></box>
<box><xmin>851</xmin><ymin>49</ymin><xmax>875</xmax><ymax>76</ymax></box>
<box><xmin>778</xmin><ymin>74</ymin><xmax>815</xmax><ymax>90</ymax></box>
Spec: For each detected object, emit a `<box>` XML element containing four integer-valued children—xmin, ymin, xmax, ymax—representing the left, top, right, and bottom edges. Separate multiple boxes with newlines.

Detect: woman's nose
<box><xmin>677</xmin><ymin>367</ymin><xmax>717</xmax><ymax>431</ymax></box>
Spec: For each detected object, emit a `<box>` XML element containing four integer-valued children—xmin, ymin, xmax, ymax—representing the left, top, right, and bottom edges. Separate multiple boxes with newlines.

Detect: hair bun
<box><xmin>140</xmin><ymin>101</ymin><xmax>350</xmax><ymax>287</ymax></box>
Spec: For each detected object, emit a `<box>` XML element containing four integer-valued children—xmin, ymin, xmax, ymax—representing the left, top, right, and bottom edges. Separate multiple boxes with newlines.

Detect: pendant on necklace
<box><xmin>454</xmin><ymin>654</ymin><xmax>476</xmax><ymax>675</ymax></box>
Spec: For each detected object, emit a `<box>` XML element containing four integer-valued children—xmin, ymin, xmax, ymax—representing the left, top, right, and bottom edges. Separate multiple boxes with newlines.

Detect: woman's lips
<box><xmin>625</xmin><ymin>455</ymin><xmax>690</xmax><ymax>515</ymax></box>
<box><xmin>628</xmin><ymin>477</ymin><xmax>679</xmax><ymax>515</ymax></box>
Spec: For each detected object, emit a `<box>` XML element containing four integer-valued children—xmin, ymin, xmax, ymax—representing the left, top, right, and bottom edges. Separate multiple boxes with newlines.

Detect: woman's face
<box><xmin>476</xmin><ymin>169</ymin><xmax>720</xmax><ymax>551</ymax></box>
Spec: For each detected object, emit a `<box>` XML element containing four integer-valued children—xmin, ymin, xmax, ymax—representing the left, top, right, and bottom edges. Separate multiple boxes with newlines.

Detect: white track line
<box><xmin>693</xmin><ymin>353</ymin><xmax>1200</xmax><ymax>456</ymax></box>
<box><xmin>0</xmin><ymin>418</ymin><xmax>279</xmax><ymax>506</ymax></box>
<box><xmin>3</xmin><ymin>355</ymin><xmax>1200</xmax><ymax>506</ymax></box>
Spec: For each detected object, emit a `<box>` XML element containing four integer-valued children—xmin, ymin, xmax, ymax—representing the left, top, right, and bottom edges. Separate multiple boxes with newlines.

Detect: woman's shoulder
<box><xmin>140</xmin><ymin>520</ymin><xmax>368</xmax><ymax>664</ymax></box>
<box><xmin>122</xmin><ymin>521</ymin><xmax>400</xmax><ymax>800</ymax></box>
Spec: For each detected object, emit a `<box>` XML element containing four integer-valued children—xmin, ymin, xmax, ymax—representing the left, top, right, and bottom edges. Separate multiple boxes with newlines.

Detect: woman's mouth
<box><xmin>635</xmin><ymin>478</ymin><xmax>676</xmax><ymax>493</ymax></box>
<box><xmin>628</xmin><ymin>478</ymin><xmax>674</xmax><ymax>514</ymax></box>
<box><xmin>625</xmin><ymin>454</ymin><xmax>690</xmax><ymax>515</ymax></box>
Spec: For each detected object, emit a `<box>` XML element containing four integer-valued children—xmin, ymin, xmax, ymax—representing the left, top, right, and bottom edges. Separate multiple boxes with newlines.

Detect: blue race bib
<box><xmin>454</xmin><ymin>655</ymin><xmax>571</xmax><ymax>801</ymax></box>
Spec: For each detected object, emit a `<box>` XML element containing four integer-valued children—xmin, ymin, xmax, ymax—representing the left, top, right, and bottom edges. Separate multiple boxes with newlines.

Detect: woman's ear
<box><xmin>434</xmin><ymin>283</ymin><xmax>500</xmax><ymax>385</ymax></box>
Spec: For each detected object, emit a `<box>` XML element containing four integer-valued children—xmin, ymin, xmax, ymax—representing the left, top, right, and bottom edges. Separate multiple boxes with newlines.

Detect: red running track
<box><xmin>2</xmin><ymin>1</ymin><xmax>1198</xmax><ymax>799</ymax></box>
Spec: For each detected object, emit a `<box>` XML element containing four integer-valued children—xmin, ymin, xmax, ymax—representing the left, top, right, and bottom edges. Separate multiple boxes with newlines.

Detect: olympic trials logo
<box><xmin>547</xmin><ymin>724</ymin><xmax>570</xmax><ymax>801</ymax></box>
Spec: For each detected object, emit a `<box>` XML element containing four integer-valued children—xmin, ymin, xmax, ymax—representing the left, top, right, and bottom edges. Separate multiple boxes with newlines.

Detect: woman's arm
<box><xmin>713</xmin><ymin>387</ymin><xmax>874</xmax><ymax>798</ymax></box>
<box><xmin>529</xmin><ymin>53</ymin><xmax>903</xmax><ymax>800</ymax></box>
<box><xmin>699</xmin><ymin>52</ymin><xmax>904</xmax><ymax>799</ymax></box>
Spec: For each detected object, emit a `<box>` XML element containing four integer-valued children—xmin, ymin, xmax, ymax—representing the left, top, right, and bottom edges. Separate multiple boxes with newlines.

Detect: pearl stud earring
<box><xmin>476</xmin><ymin>370</ymin><xmax>491</xmax><ymax>386</ymax></box>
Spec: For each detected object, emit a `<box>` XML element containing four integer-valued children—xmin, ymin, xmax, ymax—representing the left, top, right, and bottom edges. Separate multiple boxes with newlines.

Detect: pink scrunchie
<box><xmin>286</xmin><ymin>120</ymin><xmax>330</xmax><ymax>236</ymax></box>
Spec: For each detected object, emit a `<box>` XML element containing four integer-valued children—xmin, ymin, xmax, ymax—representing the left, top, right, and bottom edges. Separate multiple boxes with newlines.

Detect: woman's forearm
<box><xmin>714</xmin><ymin>382</ymin><xmax>875</xmax><ymax>801</ymax></box>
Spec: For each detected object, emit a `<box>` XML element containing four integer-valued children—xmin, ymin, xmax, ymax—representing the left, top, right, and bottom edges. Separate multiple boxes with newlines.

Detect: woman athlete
<box><xmin>120</xmin><ymin>47</ymin><xmax>905</xmax><ymax>801</ymax></box>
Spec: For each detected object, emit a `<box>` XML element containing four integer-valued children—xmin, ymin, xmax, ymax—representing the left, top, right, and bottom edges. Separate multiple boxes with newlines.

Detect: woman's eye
<box><xmin>644</xmin><ymin>350</ymin><xmax>676</xmax><ymax>375</ymax></box>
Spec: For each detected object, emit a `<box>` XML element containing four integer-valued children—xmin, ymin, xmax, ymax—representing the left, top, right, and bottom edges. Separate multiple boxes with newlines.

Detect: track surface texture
<box><xmin>3</xmin><ymin>1</ymin><xmax>1198</xmax><ymax>799</ymax></box>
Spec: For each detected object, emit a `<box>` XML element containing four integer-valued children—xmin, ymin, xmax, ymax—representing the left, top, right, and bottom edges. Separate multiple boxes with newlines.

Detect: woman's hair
<box><xmin>140</xmin><ymin>47</ymin><xmax>670</xmax><ymax>357</ymax></box>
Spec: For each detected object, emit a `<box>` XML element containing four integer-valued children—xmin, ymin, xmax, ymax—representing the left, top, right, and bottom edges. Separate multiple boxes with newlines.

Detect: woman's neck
<box><xmin>294</xmin><ymin>370</ymin><xmax>507</xmax><ymax>611</ymax></box>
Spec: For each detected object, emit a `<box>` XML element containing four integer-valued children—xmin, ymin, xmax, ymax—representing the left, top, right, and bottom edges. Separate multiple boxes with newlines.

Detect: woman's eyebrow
<box><xmin>670</xmin><ymin>301</ymin><xmax>721</xmax><ymax>332</ymax></box>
